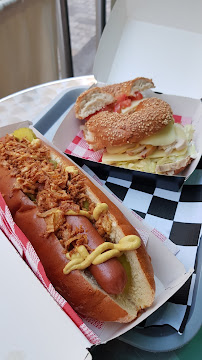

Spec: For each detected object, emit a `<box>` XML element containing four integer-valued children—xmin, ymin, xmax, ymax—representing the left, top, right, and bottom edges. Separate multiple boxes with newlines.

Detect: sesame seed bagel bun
<box><xmin>75</xmin><ymin>77</ymin><xmax>155</xmax><ymax>120</ymax></box>
<box><xmin>83</xmin><ymin>97</ymin><xmax>173</xmax><ymax>151</ymax></box>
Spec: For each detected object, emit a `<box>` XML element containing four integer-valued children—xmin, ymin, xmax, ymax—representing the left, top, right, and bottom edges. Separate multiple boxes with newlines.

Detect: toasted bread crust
<box><xmin>100</xmin><ymin>77</ymin><xmax>155</xmax><ymax>98</ymax></box>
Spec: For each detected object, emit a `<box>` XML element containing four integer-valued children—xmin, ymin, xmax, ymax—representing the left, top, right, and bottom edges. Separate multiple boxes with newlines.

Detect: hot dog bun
<box><xmin>75</xmin><ymin>77</ymin><xmax>155</xmax><ymax>120</ymax></box>
<box><xmin>0</xmin><ymin>132</ymin><xmax>155</xmax><ymax>322</ymax></box>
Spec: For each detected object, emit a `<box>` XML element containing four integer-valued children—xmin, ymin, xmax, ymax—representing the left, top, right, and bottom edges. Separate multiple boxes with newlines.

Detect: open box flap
<box><xmin>93</xmin><ymin>0</ymin><xmax>202</xmax><ymax>98</ymax></box>
<box><xmin>0</xmin><ymin>230</ymin><xmax>91</xmax><ymax>360</ymax></box>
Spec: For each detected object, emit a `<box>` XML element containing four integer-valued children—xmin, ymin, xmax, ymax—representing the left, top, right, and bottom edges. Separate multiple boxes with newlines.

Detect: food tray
<box><xmin>33</xmin><ymin>86</ymin><xmax>202</xmax><ymax>353</ymax></box>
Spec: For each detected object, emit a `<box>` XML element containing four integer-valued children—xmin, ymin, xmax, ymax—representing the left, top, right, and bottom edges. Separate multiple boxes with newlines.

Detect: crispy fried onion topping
<box><xmin>0</xmin><ymin>135</ymin><xmax>111</xmax><ymax>247</ymax></box>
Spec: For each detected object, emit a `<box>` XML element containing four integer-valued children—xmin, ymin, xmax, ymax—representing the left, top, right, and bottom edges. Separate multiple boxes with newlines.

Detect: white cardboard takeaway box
<box><xmin>0</xmin><ymin>121</ymin><xmax>193</xmax><ymax>359</ymax></box>
<box><xmin>52</xmin><ymin>0</ymin><xmax>202</xmax><ymax>191</ymax></box>
<box><xmin>94</xmin><ymin>0</ymin><xmax>202</xmax><ymax>99</ymax></box>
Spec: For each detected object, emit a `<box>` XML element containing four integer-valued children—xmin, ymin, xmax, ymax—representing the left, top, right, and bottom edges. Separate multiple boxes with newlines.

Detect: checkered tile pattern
<box><xmin>68</xmin><ymin>154</ymin><xmax>202</xmax><ymax>334</ymax></box>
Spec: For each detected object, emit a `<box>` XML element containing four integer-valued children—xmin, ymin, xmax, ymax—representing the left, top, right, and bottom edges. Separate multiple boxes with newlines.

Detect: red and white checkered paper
<box><xmin>65</xmin><ymin>130</ymin><xmax>104</xmax><ymax>161</ymax></box>
<box><xmin>0</xmin><ymin>193</ymin><xmax>101</xmax><ymax>345</ymax></box>
<box><xmin>65</xmin><ymin>115</ymin><xmax>192</xmax><ymax>160</ymax></box>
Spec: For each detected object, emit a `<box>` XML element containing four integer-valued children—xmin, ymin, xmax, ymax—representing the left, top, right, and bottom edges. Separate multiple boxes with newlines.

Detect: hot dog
<box><xmin>65</xmin><ymin>216</ymin><xmax>127</xmax><ymax>294</ymax></box>
<box><xmin>0</xmin><ymin>128</ymin><xmax>155</xmax><ymax>322</ymax></box>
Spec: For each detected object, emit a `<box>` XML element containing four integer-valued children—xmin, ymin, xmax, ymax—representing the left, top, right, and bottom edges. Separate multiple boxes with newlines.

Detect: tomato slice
<box><xmin>120</xmin><ymin>99</ymin><xmax>132</xmax><ymax>109</ymax></box>
<box><xmin>113</xmin><ymin>102</ymin><xmax>121</xmax><ymax>113</ymax></box>
<box><xmin>173</xmin><ymin>115</ymin><xmax>182</xmax><ymax>123</ymax></box>
<box><xmin>130</xmin><ymin>92</ymin><xmax>143</xmax><ymax>101</ymax></box>
<box><xmin>113</xmin><ymin>95</ymin><xmax>132</xmax><ymax>113</ymax></box>
<box><xmin>102</xmin><ymin>104</ymin><xmax>114</xmax><ymax>112</ymax></box>
<box><xmin>116</xmin><ymin>94</ymin><xmax>128</xmax><ymax>103</ymax></box>
<box><xmin>85</xmin><ymin>91</ymin><xmax>143</xmax><ymax>119</ymax></box>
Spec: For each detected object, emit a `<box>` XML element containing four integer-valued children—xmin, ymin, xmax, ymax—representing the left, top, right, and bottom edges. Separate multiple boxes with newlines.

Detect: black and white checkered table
<box><xmin>70</xmin><ymin>155</ymin><xmax>202</xmax><ymax>334</ymax></box>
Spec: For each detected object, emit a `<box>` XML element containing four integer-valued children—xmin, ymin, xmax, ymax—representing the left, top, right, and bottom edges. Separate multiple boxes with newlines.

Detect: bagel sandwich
<box><xmin>0</xmin><ymin>128</ymin><xmax>155</xmax><ymax>323</ymax></box>
<box><xmin>75</xmin><ymin>79</ymin><xmax>197</xmax><ymax>176</ymax></box>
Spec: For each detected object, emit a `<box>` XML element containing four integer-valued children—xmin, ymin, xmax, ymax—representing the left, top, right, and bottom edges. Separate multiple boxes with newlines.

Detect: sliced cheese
<box><xmin>105</xmin><ymin>123</ymin><xmax>191</xmax><ymax>156</ymax></box>
<box><xmin>106</xmin><ymin>143</ymin><xmax>144</xmax><ymax>155</ymax></box>
<box><xmin>106</xmin><ymin>143</ymin><xmax>138</xmax><ymax>155</ymax></box>
<box><xmin>102</xmin><ymin>152</ymin><xmax>143</xmax><ymax>163</ymax></box>
<box><xmin>102</xmin><ymin>147</ymin><xmax>187</xmax><ymax>164</ymax></box>
<box><xmin>140</xmin><ymin>122</ymin><xmax>176</xmax><ymax>146</ymax></box>
<box><xmin>106</xmin><ymin>122</ymin><xmax>178</xmax><ymax>154</ymax></box>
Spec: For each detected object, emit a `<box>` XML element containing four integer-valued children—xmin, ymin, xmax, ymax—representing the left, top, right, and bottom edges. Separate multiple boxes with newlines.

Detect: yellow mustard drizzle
<box><xmin>93</xmin><ymin>203</ymin><xmax>108</xmax><ymax>220</ymax></box>
<box><xmin>38</xmin><ymin>203</ymin><xmax>109</xmax><ymax>223</ymax></box>
<box><xmin>38</xmin><ymin>208</ymin><xmax>63</xmax><ymax>218</ymax></box>
<box><xmin>65</xmin><ymin>209</ymin><xmax>93</xmax><ymax>220</ymax></box>
<box><xmin>63</xmin><ymin>235</ymin><xmax>141</xmax><ymax>274</ymax></box>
